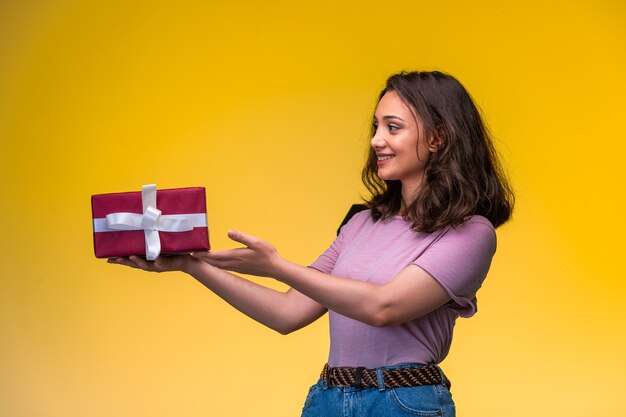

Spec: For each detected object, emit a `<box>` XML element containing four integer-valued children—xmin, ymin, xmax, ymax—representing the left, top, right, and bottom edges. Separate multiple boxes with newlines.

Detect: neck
<box><xmin>401</xmin><ymin>182</ymin><xmax>421</xmax><ymax>210</ymax></box>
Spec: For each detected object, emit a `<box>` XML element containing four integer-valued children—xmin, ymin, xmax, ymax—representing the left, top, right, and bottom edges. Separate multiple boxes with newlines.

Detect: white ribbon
<box><xmin>94</xmin><ymin>184</ymin><xmax>205</xmax><ymax>261</ymax></box>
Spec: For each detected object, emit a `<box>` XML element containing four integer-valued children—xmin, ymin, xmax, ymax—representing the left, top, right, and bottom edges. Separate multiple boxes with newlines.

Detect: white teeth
<box><xmin>377</xmin><ymin>155</ymin><xmax>394</xmax><ymax>161</ymax></box>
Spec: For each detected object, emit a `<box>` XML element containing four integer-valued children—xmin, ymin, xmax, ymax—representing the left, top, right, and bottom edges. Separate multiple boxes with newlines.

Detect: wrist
<box><xmin>271</xmin><ymin>257</ymin><xmax>299</xmax><ymax>283</ymax></box>
<box><xmin>181</xmin><ymin>255</ymin><xmax>204</xmax><ymax>275</ymax></box>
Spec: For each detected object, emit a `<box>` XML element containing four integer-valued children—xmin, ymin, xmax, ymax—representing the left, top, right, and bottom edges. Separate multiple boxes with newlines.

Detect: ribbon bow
<box><xmin>105</xmin><ymin>184</ymin><xmax>194</xmax><ymax>260</ymax></box>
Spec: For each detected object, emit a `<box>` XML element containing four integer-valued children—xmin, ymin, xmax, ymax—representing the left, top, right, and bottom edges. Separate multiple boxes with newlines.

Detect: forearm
<box><xmin>272</xmin><ymin>259</ymin><xmax>389</xmax><ymax>326</ymax></box>
<box><xmin>185</xmin><ymin>260</ymin><xmax>321</xmax><ymax>334</ymax></box>
<box><xmin>195</xmin><ymin>230</ymin><xmax>449</xmax><ymax>327</ymax></box>
<box><xmin>271</xmin><ymin>259</ymin><xmax>451</xmax><ymax>326</ymax></box>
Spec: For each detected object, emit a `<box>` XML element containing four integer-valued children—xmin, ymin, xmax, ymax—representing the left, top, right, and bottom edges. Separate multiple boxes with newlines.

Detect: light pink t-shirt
<box><xmin>309</xmin><ymin>211</ymin><xmax>496</xmax><ymax>367</ymax></box>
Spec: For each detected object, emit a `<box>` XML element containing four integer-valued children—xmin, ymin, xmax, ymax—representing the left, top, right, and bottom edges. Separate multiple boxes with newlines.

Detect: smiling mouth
<box><xmin>377</xmin><ymin>155</ymin><xmax>395</xmax><ymax>161</ymax></box>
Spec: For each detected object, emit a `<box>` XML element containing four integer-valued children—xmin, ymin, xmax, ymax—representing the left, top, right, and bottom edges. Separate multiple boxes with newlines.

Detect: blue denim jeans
<box><xmin>300</xmin><ymin>364</ymin><xmax>455</xmax><ymax>417</ymax></box>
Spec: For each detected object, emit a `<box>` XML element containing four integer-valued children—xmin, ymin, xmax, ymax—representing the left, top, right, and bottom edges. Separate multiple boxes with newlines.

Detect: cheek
<box><xmin>399</xmin><ymin>139</ymin><xmax>421</xmax><ymax>160</ymax></box>
<box><xmin>415</xmin><ymin>144</ymin><xmax>430</xmax><ymax>161</ymax></box>
<box><xmin>402</xmin><ymin>131</ymin><xmax>420</xmax><ymax>149</ymax></box>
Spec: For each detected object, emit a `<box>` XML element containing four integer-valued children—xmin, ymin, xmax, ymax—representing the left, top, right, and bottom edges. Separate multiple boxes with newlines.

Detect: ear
<box><xmin>427</xmin><ymin>125</ymin><xmax>445</xmax><ymax>152</ymax></box>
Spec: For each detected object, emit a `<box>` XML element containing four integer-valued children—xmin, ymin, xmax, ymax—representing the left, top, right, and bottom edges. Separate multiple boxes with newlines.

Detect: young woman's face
<box><xmin>371</xmin><ymin>91</ymin><xmax>432</xmax><ymax>190</ymax></box>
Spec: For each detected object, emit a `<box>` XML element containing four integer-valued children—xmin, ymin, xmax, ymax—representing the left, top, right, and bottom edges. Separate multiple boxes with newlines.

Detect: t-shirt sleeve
<box><xmin>412</xmin><ymin>216</ymin><xmax>497</xmax><ymax>318</ymax></box>
<box><xmin>308</xmin><ymin>210</ymin><xmax>367</xmax><ymax>274</ymax></box>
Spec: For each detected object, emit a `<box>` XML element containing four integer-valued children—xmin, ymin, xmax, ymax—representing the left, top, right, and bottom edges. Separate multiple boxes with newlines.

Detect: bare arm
<box><xmin>108</xmin><ymin>255</ymin><xmax>326</xmax><ymax>335</ymax></box>
<box><xmin>275</xmin><ymin>261</ymin><xmax>449</xmax><ymax>327</ymax></box>
<box><xmin>195</xmin><ymin>230</ymin><xmax>451</xmax><ymax>327</ymax></box>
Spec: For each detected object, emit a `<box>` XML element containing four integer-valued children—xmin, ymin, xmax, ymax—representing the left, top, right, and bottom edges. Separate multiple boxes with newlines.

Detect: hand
<box><xmin>192</xmin><ymin>230</ymin><xmax>283</xmax><ymax>277</ymax></box>
<box><xmin>107</xmin><ymin>254</ymin><xmax>198</xmax><ymax>274</ymax></box>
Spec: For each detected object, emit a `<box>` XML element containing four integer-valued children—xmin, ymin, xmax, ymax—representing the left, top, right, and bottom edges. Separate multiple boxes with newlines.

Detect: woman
<box><xmin>109</xmin><ymin>71</ymin><xmax>514</xmax><ymax>416</ymax></box>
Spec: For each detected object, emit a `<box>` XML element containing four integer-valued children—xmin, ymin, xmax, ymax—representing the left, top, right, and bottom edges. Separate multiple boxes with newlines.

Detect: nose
<box><xmin>370</xmin><ymin>128</ymin><xmax>386</xmax><ymax>150</ymax></box>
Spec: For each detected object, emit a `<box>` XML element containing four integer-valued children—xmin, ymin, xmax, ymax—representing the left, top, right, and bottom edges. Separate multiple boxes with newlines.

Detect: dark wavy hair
<box><xmin>362</xmin><ymin>71</ymin><xmax>514</xmax><ymax>232</ymax></box>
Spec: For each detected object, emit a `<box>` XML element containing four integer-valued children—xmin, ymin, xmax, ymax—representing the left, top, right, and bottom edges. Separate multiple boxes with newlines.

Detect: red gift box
<box><xmin>92</xmin><ymin>185</ymin><xmax>210</xmax><ymax>259</ymax></box>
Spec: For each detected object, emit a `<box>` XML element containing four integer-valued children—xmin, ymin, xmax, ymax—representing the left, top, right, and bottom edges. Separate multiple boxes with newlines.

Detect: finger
<box><xmin>129</xmin><ymin>255</ymin><xmax>158</xmax><ymax>271</ymax></box>
<box><xmin>193</xmin><ymin>252</ymin><xmax>237</xmax><ymax>270</ymax></box>
<box><xmin>153</xmin><ymin>258</ymin><xmax>172</xmax><ymax>271</ymax></box>
<box><xmin>227</xmin><ymin>230</ymin><xmax>260</xmax><ymax>248</ymax></box>
<box><xmin>191</xmin><ymin>251</ymin><xmax>218</xmax><ymax>262</ymax></box>
<box><xmin>208</xmin><ymin>249</ymin><xmax>244</xmax><ymax>261</ymax></box>
<box><xmin>191</xmin><ymin>251</ymin><xmax>210</xmax><ymax>259</ymax></box>
<box><xmin>191</xmin><ymin>251</ymin><xmax>219</xmax><ymax>266</ymax></box>
<box><xmin>108</xmin><ymin>257</ymin><xmax>141</xmax><ymax>269</ymax></box>
<box><xmin>196</xmin><ymin>255</ymin><xmax>231</xmax><ymax>269</ymax></box>
<box><xmin>153</xmin><ymin>255</ymin><xmax>182</xmax><ymax>270</ymax></box>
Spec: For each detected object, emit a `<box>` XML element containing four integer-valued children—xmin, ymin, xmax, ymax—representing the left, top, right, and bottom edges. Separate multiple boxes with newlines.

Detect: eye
<box><xmin>388</xmin><ymin>124</ymin><xmax>400</xmax><ymax>132</ymax></box>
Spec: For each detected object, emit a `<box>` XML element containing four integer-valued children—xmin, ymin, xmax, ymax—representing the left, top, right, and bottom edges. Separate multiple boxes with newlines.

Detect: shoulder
<box><xmin>352</xmin><ymin>208</ymin><xmax>373</xmax><ymax>223</ymax></box>
<box><xmin>452</xmin><ymin>215</ymin><xmax>495</xmax><ymax>235</ymax></box>
<box><xmin>341</xmin><ymin>208</ymin><xmax>373</xmax><ymax>228</ymax></box>
<box><xmin>441</xmin><ymin>215</ymin><xmax>497</xmax><ymax>253</ymax></box>
<box><xmin>335</xmin><ymin>209</ymin><xmax>382</xmax><ymax>245</ymax></box>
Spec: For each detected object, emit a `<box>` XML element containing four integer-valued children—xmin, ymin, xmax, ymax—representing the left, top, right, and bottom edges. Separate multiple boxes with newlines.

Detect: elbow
<box><xmin>275</xmin><ymin>326</ymin><xmax>294</xmax><ymax>336</ymax></box>
<box><xmin>366</xmin><ymin>297</ymin><xmax>414</xmax><ymax>327</ymax></box>
<box><xmin>368</xmin><ymin>311</ymin><xmax>414</xmax><ymax>327</ymax></box>
<box><xmin>367</xmin><ymin>306</ymin><xmax>434</xmax><ymax>327</ymax></box>
<box><xmin>365</xmin><ymin>302</ymin><xmax>397</xmax><ymax>327</ymax></box>
<box><xmin>357</xmin><ymin>288</ymin><xmax>401</xmax><ymax>327</ymax></box>
<box><xmin>368</xmin><ymin>312</ymin><xmax>395</xmax><ymax>327</ymax></box>
<box><xmin>272</xmin><ymin>321</ymin><xmax>301</xmax><ymax>336</ymax></box>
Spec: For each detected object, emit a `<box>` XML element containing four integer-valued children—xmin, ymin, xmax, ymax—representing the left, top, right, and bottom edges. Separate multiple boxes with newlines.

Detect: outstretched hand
<box><xmin>192</xmin><ymin>230</ymin><xmax>283</xmax><ymax>277</ymax></box>
<box><xmin>107</xmin><ymin>254</ymin><xmax>197</xmax><ymax>274</ymax></box>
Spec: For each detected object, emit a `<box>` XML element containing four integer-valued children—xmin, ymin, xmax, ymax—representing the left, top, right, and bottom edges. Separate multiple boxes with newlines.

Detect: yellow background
<box><xmin>1</xmin><ymin>1</ymin><xmax>624</xmax><ymax>416</ymax></box>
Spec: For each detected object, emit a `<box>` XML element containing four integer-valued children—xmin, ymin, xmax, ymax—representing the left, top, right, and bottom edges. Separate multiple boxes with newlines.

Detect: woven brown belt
<box><xmin>321</xmin><ymin>364</ymin><xmax>451</xmax><ymax>390</ymax></box>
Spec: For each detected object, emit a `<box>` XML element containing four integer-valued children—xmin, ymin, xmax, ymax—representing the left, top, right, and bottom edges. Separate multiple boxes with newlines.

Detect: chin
<box><xmin>376</xmin><ymin>171</ymin><xmax>395</xmax><ymax>181</ymax></box>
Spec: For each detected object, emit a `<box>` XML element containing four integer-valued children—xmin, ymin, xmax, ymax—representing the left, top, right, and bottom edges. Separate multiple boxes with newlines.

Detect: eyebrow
<box><xmin>374</xmin><ymin>115</ymin><xmax>405</xmax><ymax>122</ymax></box>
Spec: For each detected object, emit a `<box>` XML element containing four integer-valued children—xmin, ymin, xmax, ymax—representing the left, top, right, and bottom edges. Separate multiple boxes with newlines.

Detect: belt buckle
<box><xmin>352</xmin><ymin>367</ymin><xmax>365</xmax><ymax>389</ymax></box>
